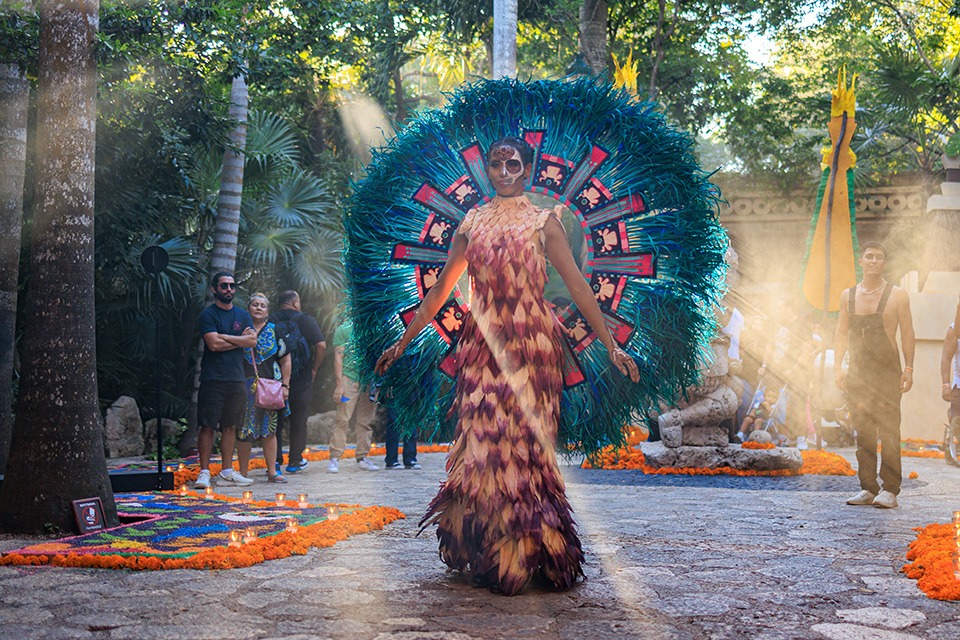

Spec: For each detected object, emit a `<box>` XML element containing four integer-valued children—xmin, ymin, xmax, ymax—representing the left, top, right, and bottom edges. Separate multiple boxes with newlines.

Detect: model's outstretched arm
<box><xmin>376</xmin><ymin>233</ymin><xmax>469</xmax><ymax>374</ymax></box>
<box><xmin>543</xmin><ymin>217</ymin><xmax>639</xmax><ymax>382</ymax></box>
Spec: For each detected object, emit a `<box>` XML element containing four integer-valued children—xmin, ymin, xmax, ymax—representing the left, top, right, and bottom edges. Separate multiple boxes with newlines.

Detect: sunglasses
<box><xmin>217</xmin><ymin>282</ymin><xmax>236</xmax><ymax>290</ymax></box>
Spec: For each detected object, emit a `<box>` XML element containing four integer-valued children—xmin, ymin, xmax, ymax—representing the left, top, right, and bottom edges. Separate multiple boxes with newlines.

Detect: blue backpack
<box><xmin>274</xmin><ymin>313</ymin><xmax>311</xmax><ymax>380</ymax></box>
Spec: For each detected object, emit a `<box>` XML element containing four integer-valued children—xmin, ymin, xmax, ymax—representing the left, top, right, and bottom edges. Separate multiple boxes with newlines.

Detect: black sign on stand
<box><xmin>72</xmin><ymin>497</ymin><xmax>106</xmax><ymax>533</ymax></box>
<box><xmin>141</xmin><ymin>246</ymin><xmax>170</xmax><ymax>491</ymax></box>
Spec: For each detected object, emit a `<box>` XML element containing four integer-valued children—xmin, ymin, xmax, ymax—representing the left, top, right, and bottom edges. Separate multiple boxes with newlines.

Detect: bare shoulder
<box><xmin>890</xmin><ymin>285</ymin><xmax>911</xmax><ymax>305</ymax></box>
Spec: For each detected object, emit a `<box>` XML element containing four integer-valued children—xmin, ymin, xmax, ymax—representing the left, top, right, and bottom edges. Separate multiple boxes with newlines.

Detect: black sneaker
<box><xmin>405</xmin><ymin>462</ymin><xmax>422</xmax><ymax>470</ymax></box>
<box><xmin>385</xmin><ymin>462</ymin><xmax>403</xmax><ymax>470</ymax></box>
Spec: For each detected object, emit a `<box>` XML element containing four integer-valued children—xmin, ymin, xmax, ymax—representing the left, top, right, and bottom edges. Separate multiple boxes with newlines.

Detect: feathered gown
<box><xmin>421</xmin><ymin>195</ymin><xmax>584</xmax><ymax>595</ymax></box>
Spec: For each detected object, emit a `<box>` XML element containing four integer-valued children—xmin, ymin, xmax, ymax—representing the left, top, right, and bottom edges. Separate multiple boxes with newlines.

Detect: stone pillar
<box><xmin>925</xmin><ymin>155</ymin><xmax>960</xmax><ymax>272</ymax></box>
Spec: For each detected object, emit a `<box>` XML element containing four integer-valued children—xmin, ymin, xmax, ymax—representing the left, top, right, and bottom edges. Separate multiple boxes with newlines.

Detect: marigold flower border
<box><xmin>0</xmin><ymin>494</ymin><xmax>406</xmax><ymax>571</ymax></box>
<box><xmin>903</xmin><ymin>523</ymin><xmax>960</xmax><ymax>600</ymax></box>
<box><xmin>581</xmin><ymin>446</ymin><xmax>856</xmax><ymax>476</ymax></box>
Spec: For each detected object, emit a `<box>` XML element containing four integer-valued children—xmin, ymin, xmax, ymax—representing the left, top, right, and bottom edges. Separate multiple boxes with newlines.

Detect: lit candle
<box><xmin>285</xmin><ymin>518</ymin><xmax>298</xmax><ymax>533</ymax></box>
<box><xmin>275</xmin><ymin>492</ymin><xmax>286</xmax><ymax>507</ymax></box>
<box><xmin>297</xmin><ymin>493</ymin><xmax>309</xmax><ymax>508</ymax></box>
<box><xmin>303</xmin><ymin>448</ymin><xmax>310</xmax><ymax>455</ymax></box>
<box><xmin>243</xmin><ymin>528</ymin><xmax>257</xmax><ymax>544</ymax></box>
<box><xmin>326</xmin><ymin>506</ymin><xmax>339</xmax><ymax>521</ymax></box>
<box><xmin>165</xmin><ymin>465</ymin><xmax>173</xmax><ymax>472</ymax></box>
<box><xmin>179</xmin><ymin>484</ymin><xmax>188</xmax><ymax>496</ymax></box>
<box><xmin>204</xmin><ymin>486</ymin><xmax>214</xmax><ymax>499</ymax></box>
<box><xmin>241</xmin><ymin>491</ymin><xmax>253</xmax><ymax>503</ymax></box>
<box><xmin>178</xmin><ymin>462</ymin><xmax>186</xmax><ymax>471</ymax></box>
<box><xmin>228</xmin><ymin>530</ymin><xmax>242</xmax><ymax>547</ymax></box>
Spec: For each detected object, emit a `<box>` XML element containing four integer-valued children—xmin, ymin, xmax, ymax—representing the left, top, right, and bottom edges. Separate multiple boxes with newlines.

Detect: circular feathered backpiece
<box><xmin>345</xmin><ymin>77</ymin><xmax>727</xmax><ymax>453</ymax></box>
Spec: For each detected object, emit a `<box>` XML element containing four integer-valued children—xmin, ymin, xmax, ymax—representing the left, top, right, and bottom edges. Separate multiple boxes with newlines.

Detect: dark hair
<box><xmin>488</xmin><ymin>136</ymin><xmax>534</xmax><ymax>166</ymax></box>
<box><xmin>277</xmin><ymin>290</ymin><xmax>299</xmax><ymax>307</ymax></box>
<box><xmin>210</xmin><ymin>271</ymin><xmax>234</xmax><ymax>288</ymax></box>
<box><xmin>860</xmin><ymin>241</ymin><xmax>887</xmax><ymax>257</ymax></box>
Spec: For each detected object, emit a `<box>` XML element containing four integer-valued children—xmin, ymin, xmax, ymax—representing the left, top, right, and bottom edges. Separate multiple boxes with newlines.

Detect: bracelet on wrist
<box><xmin>943</xmin><ymin>383</ymin><xmax>951</xmax><ymax>388</ymax></box>
<box><xmin>904</xmin><ymin>366</ymin><xmax>913</xmax><ymax>372</ymax></box>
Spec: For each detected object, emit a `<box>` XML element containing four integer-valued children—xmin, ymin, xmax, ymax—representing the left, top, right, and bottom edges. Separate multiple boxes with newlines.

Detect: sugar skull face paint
<box><xmin>488</xmin><ymin>146</ymin><xmax>526</xmax><ymax>193</ymax></box>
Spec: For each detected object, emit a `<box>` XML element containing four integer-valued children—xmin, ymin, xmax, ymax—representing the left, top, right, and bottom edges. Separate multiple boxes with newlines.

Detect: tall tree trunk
<box><xmin>0</xmin><ymin>0</ymin><xmax>117</xmax><ymax>534</ymax></box>
<box><xmin>182</xmin><ymin>72</ymin><xmax>248</xmax><ymax>453</ymax></box>
<box><xmin>211</xmin><ymin>73</ymin><xmax>248</xmax><ymax>276</ymax></box>
<box><xmin>492</xmin><ymin>0</ymin><xmax>518</xmax><ymax>78</ymax></box>
<box><xmin>0</xmin><ymin>43</ymin><xmax>31</xmax><ymax>474</ymax></box>
<box><xmin>579</xmin><ymin>0</ymin><xmax>609</xmax><ymax>76</ymax></box>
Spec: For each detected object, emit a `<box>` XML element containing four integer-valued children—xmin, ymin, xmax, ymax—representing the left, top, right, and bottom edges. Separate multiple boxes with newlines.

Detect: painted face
<box><xmin>488</xmin><ymin>146</ymin><xmax>526</xmax><ymax>191</ymax></box>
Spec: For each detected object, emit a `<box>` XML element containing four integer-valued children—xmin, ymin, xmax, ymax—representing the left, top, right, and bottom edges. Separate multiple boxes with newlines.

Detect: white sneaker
<box><xmin>846</xmin><ymin>489</ymin><xmax>877</xmax><ymax>505</ymax></box>
<box><xmin>195</xmin><ymin>469</ymin><xmax>211</xmax><ymax>489</ymax></box>
<box><xmin>873</xmin><ymin>490</ymin><xmax>898</xmax><ymax>509</ymax></box>
<box><xmin>357</xmin><ymin>458</ymin><xmax>379</xmax><ymax>471</ymax></box>
<box><xmin>796</xmin><ymin>436</ymin><xmax>808</xmax><ymax>451</ymax></box>
<box><xmin>327</xmin><ymin>458</ymin><xmax>339</xmax><ymax>474</ymax></box>
<box><xmin>218</xmin><ymin>468</ymin><xmax>253</xmax><ymax>486</ymax></box>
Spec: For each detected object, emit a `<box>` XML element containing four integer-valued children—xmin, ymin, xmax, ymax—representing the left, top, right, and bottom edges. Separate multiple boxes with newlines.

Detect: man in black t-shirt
<box><xmin>195</xmin><ymin>272</ymin><xmax>256</xmax><ymax>489</ymax></box>
<box><xmin>270</xmin><ymin>290</ymin><xmax>326</xmax><ymax>474</ymax></box>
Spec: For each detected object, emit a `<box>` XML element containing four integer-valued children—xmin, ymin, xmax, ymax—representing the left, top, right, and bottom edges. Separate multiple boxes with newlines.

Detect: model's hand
<box><xmin>375</xmin><ymin>341</ymin><xmax>405</xmax><ymax>375</ymax></box>
<box><xmin>942</xmin><ymin>385</ymin><xmax>954</xmax><ymax>402</ymax></box>
<box><xmin>835</xmin><ymin>370</ymin><xmax>846</xmax><ymax>391</ymax></box>
<box><xmin>609</xmin><ymin>346</ymin><xmax>639</xmax><ymax>383</ymax></box>
<box><xmin>900</xmin><ymin>370</ymin><xmax>913</xmax><ymax>393</ymax></box>
<box><xmin>282</xmin><ymin>384</ymin><xmax>290</xmax><ymax>401</ymax></box>
<box><xmin>332</xmin><ymin>383</ymin><xmax>343</xmax><ymax>403</ymax></box>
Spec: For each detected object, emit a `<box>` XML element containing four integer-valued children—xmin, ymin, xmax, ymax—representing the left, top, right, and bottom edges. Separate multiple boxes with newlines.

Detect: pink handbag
<box><xmin>252</xmin><ymin>350</ymin><xmax>285</xmax><ymax>411</ymax></box>
<box><xmin>254</xmin><ymin>377</ymin><xmax>285</xmax><ymax>410</ymax></box>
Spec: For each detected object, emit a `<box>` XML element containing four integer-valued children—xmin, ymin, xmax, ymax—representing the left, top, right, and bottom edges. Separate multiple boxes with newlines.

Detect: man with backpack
<box><xmin>271</xmin><ymin>290</ymin><xmax>326</xmax><ymax>474</ymax></box>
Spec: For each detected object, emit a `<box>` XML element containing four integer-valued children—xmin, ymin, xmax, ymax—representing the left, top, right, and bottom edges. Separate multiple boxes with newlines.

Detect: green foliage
<box><xmin>0</xmin><ymin>3</ymin><xmax>37</xmax><ymax>68</ymax></box>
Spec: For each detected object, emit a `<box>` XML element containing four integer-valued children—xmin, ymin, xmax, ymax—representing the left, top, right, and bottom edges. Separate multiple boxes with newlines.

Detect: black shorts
<box><xmin>198</xmin><ymin>380</ymin><xmax>247</xmax><ymax>431</ymax></box>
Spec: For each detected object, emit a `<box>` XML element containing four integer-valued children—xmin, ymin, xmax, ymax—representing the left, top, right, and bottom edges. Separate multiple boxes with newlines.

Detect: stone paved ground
<box><xmin>1</xmin><ymin>447</ymin><xmax>959</xmax><ymax>639</ymax></box>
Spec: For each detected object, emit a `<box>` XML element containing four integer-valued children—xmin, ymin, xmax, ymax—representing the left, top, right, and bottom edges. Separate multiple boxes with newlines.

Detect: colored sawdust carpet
<box><xmin>0</xmin><ymin>492</ymin><xmax>404</xmax><ymax>570</ymax></box>
<box><xmin>903</xmin><ymin>522</ymin><xmax>960</xmax><ymax>600</ymax></box>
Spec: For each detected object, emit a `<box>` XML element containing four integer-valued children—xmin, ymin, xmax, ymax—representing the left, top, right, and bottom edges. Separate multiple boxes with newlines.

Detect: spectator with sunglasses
<box><xmin>195</xmin><ymin>272</ymin><xmax>257</xmax><ymax>489</ymax></box>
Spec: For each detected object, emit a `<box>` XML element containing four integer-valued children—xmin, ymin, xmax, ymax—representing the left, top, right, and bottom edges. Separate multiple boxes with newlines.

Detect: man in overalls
<box><xmin>834</xmin><ymin>241</ymin><xmax>915</xmax><ymax>509</ymax></box>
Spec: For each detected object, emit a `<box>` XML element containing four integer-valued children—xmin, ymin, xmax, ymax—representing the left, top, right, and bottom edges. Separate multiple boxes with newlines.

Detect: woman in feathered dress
<box><xmin>376</xmin><ymin>137</ymin><xmax>639</xmax><ymax>595</ymax></box>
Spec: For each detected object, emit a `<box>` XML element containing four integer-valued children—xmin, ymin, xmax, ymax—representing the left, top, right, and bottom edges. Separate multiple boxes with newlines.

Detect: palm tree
<box><xmin>210</xmin><ymin>72</ymin><xmax>250</xmax><ymax>276</ymax></box>
<box><xmin>579</xmin><ymin>0</ymin><xmax>608</xmax><ymax>75</ymax></box>
<box><xmin>492</xmin><ymin>0</ymin><xmax>518</xmax><ymax>78</ymax></box>
<box><xmin>0</xmin><ymin>0</ymin><xmax>119</xmax><ymax>534</ymax></box>
<box><xmin>0</xmin><ymin>1</ymin><xmax>34</xmax><ymax>473</ymax></box>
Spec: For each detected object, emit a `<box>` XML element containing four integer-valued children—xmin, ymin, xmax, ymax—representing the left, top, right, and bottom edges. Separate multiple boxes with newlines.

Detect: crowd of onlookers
<box><xmin>192</xmin><ymin>272</ymin><xmax>418</xmax><ymax>490</ymax></box>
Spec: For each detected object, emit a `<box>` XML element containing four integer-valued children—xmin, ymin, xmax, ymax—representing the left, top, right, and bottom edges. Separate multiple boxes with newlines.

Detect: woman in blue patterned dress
<box><xmin>237</xmin><ymin>293</ymin><xmax>291</xmax><ymax>483</ymax></box>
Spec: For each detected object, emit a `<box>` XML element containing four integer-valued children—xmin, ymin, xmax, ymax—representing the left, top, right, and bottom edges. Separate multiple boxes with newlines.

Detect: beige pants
<box><xmin>331</xmin><ymin>377</ymin><xmax>376</xmax><ymax>460</ymax></box>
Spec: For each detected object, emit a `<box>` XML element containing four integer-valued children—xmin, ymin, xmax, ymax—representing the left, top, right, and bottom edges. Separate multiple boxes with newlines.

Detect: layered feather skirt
<box><xmin>421</xmin><ymin>195</ymin><xmax>584</xmax><ymax>595</ymax></box>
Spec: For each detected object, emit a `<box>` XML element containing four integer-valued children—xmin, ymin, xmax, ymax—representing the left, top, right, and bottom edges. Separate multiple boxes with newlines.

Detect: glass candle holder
<box><xmin>178</xmin><ymin>485</ymin><xmax>188</xmax><ymax>496</ymax></box>
<box><xmin>204</xmin><ymin>486</ymin><xmax>215</xmax><ymax>499</ymax></box>
<box><xmin>228</xmin><ymin>530</ymin><xmax>242</xmax><ymax>547</ymax></box>
<box><xmin>243</xmin><ymin>528</ymin><xmax>257</xmax><ymax>544</ymax></box>
<box><xmin>241</xmin><ymin>491</ymin><xmax>253</xmax><ymax>503</ymax></box>
<box><xmin>275</xmin><ymin>492</ymin><xmax>286</xmax><ymax>507</ymax></box>
<box><xmin>297</xmin><ymin>493</ymin><xmax>309</xmax><ymax>508</ymax></box>
<box><xmin>303</xmin><ymin>448</ymin><xmax>310</xmax><ymax>455</ymax></box>
<box><xmin>326</xmin><ymin>506</ymin><xmax>339</xmax><ymax>521</ymax></box>
<box><xmin>285</xmin><ymin>518</ymin><xmax>298</xmax><ymax>534</ymax></box>
<box><xmin>178</xmin><ymin>462</ymin><xmax>186</xmax><ymax>471</ymax></box>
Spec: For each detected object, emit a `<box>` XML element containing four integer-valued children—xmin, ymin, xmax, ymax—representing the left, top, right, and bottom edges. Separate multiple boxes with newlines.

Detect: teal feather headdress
<box><xmin>344</xmin><ymin>77</ymin><xmax>727</xmax><ymax>454</ymax></box>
